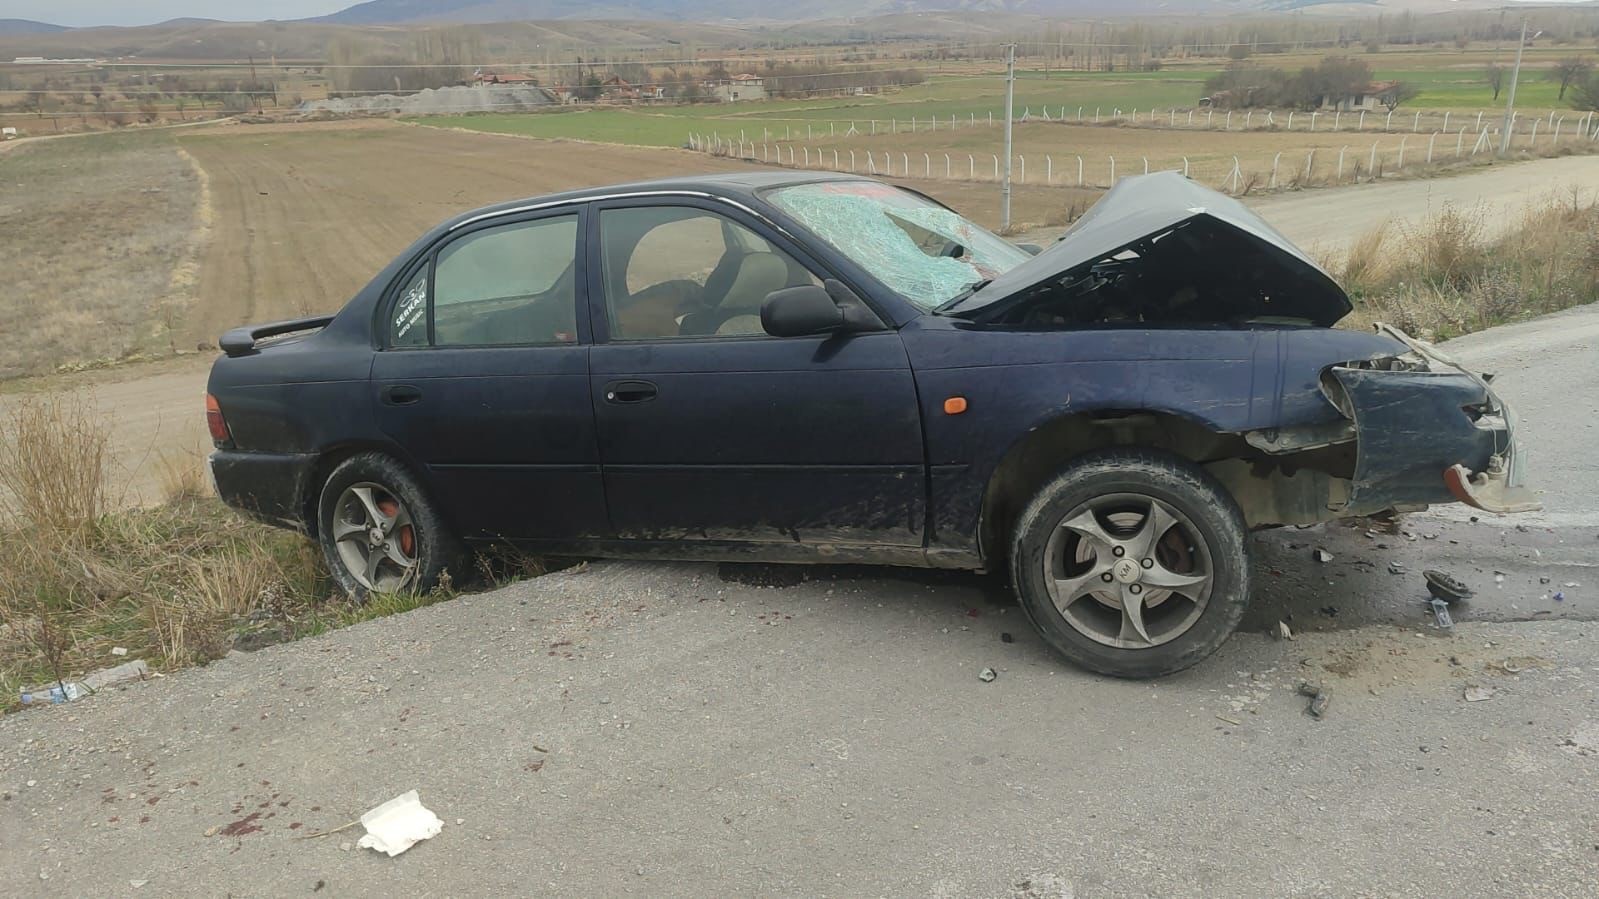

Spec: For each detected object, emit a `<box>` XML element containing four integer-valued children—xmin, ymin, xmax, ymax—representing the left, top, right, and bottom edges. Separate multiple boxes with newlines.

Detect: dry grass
<box><xmin>1341</xmin><ymin>196</ymin><xmax>1599</xmax><ymax>338</ymax></box>
<box><xmin>0</xmin><ymin>131</ymin><xmax>203</xmax><ymax>380</ymax></box>
<box><xmin>0</xmin><ymin>396</ymin><xmax>330</xmax><ymax>707</ymax></box>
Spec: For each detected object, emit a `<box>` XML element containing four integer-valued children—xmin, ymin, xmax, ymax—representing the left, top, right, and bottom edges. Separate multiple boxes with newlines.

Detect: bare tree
<box><xmin>1485</xmin><ymin>64</ymin><xmax>1505</xmax><ymax>101</ymax></box>
<box><xmin>1380</xmin><ymin>82</ymin><xmax>1420</xmax><ymax>111</ymax></box>
<box><xmin>1548</xmin><ymin>57</ymin><xmax>1594</xmax><ymax>100</ymax></box>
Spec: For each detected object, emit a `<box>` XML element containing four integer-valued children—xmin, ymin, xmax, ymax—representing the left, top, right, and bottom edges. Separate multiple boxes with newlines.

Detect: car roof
<box><xmin>443</xmin><ymin>171</ymin><xmax>869</xmax><ymax>230</ymax></box>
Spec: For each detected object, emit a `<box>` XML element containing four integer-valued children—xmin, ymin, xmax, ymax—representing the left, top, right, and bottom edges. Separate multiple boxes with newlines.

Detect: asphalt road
<box><xmin>3</xmin><ymin>305</ymin><xmax>1598</xmax><ymax>896</ymax></box>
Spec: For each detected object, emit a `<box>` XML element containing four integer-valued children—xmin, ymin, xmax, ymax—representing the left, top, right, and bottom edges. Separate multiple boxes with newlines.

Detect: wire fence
<box><xmin>690</xmin><ymin>123</ymin><xmax>1599</xmax><ymax>195</ymax></box>
<box><xmin>688</xmin><ymin>106</ymin><xmax>1598</xmax><ymax>142</ymax></box>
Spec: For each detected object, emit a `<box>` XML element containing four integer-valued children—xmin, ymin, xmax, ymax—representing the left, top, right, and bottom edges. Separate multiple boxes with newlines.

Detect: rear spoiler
<box><xmin>219</xmin><ymin>315</ymin><xmax>335</xmax><ymax>358</ymax></box>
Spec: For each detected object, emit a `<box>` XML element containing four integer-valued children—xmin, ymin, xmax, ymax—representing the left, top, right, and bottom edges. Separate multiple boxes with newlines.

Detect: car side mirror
<box><xmin>761</xmin><ymin>285</ymin><xmax>843</xmax><ymax>337</ymax></box>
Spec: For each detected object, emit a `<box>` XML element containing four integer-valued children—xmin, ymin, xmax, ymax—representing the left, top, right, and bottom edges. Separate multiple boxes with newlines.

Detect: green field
<box><xmin>412</xmin><ymin>62</ymin><xmax>1585</xmax><ymax>150</ymax></box>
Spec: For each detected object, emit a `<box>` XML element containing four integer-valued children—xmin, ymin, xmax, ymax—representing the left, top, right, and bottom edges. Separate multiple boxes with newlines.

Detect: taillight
<box><xmin>205</xmin><ymin>393</ymin><xmax>232</xmax><ymax>444</ymax></box>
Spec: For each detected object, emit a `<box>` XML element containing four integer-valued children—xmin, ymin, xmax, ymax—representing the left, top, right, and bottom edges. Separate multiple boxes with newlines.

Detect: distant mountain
<box><xmin>312</xmin><ymin>0</ymin><xmax>1509</xmax><ymax>25</ymax></box>
<box><xmin>0</xmin><ymin>18</ymin><xmax>68</xmax><ymax>34</ymax></box>
<box><xmin>313</xmin><ymin>0</ymin><xmax>1259</xmax><ymax>25</ymax></box>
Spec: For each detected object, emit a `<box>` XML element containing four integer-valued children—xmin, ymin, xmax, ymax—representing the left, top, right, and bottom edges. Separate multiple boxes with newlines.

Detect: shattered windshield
<box><xmin>765</xmin><ymin>182</ymin><xmax>1031</xmax><ymax>311</ymax></box>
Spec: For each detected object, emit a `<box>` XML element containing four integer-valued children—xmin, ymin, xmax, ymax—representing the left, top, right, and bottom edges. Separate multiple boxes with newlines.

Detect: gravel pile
<box><xmin>301</xmin><ymin>84</ymin><xmax>554</xmax><ymax>116</ymax></box>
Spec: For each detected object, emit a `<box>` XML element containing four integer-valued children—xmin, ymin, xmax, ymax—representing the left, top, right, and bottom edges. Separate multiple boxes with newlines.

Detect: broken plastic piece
<box><xmin>1429</xmin><ymin>598</ymin><xmax>1455</xmax><ymax>630</ymax></box>
<box><xmin>1443</xmin><ymin>460</ymin><xmax>1541</xmax><ymax>514</ymax></box>
<box><xmin>356</xmin><ymin>790</ymin><xmax>443</xmax><ymax>857</ymax></box>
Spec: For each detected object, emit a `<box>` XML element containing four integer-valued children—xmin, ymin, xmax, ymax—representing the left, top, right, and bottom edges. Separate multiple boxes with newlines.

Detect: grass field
<box><xmin>0</xmin><ymin>132</ymin><xmax>204</xmax><ymax>380</ymax></box>
<box><xmin>412</xmin><ymin>49</ymin><xmax>1593</xmax><ymax>152</ymax></box>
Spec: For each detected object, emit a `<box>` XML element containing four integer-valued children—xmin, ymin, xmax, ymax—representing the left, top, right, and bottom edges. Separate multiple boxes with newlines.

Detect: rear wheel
<box><xmin>1009</xmin><ymin>449</ymin><xmax>1251</xmax><ymax>678</ymax></box>
<box><xmin>317</xmin><ymin>453</ymin><xmax>460</xmax><ymax>600</ymax></box>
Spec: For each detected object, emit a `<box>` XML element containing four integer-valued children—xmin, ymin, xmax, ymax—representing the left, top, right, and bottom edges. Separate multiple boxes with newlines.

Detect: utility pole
<box><xmin>1002</xmin><ymin>43</ymin><xmax>1016</xmax><ymax>232</ymax></box>
<box><xmin>1499</xmin><ymin>20</ymin><xmax>1528</xmax><ymax>155</ymax></box>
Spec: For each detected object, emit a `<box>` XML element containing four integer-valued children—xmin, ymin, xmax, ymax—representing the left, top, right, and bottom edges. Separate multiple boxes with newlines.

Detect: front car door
<box><xmin>371</xmin><ymin>207</ymin><xmax>608</xmax><ymax>542</ymax></box>
<box><xmin>585</xmin><ymin>198</ymin><xmax>927</xmax><ymax>548</ymax></box>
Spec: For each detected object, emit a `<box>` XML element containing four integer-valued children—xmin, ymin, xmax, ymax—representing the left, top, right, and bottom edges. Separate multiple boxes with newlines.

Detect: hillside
<box><xmin>314</xmin><ymin>0</ymin><xmax>1507</xmax><ymax>25</ymax></box>
<box><xmin>0</xmin><ymin>18</ymin><xmax>67</xmax><ymax>34</ymax></box>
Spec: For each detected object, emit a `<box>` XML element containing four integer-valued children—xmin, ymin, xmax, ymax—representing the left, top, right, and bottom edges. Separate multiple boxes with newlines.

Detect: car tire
<box><xmin>1009</xmin><ymin>448</ymin><xmax>1251</xmax><ymax>679</ymax></box>
<box><xmin>316</xmin><ymin>452</ymin><xmax>462</xmax><ymax>600</ymax></box>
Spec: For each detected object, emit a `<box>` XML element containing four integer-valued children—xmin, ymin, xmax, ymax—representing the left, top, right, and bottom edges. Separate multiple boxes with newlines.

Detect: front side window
<box><xmin>598</xmin><ymin>206</ymin><xmax>819</xmax><ymax>340</ymax></box>
<box><xmin>765</xmin><ymin>181</ymin><xmax>1029</xmax><ymax>311</ymax></box>
<box><xmin>388</xmin><ymin>215</ymin><xmax>580</xmax><ymax>348</ymax></box>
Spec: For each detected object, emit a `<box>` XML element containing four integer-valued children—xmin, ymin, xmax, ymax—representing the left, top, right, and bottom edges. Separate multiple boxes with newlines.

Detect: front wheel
<box><xmin>1010</xmin><ymin>449</ymin><xmax>1251</xmax><ymax>678</ymax></box>
<box><xmin>316</xmin><ymin>453</ymin><xmax>461</xmax><ymax>600</ymax></box>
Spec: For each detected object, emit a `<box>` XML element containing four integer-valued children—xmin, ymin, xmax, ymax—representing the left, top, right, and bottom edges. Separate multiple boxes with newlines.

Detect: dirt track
<box><xmin>7</xmin><ymin>120</ymin><xmax>1599</xmax><ymax>507</ymax></box>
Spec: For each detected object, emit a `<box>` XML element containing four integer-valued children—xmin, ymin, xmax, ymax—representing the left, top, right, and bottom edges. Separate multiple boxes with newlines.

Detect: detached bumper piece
<box><xmin>1444</xmin><ymin>456</ymin><xmax>1541</xmax><ymax>514</ymax></box>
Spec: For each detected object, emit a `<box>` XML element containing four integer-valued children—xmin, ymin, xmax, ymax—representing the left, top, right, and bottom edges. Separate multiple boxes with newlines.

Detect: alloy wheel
<box><xmin>330</xmin><ymin>482</ymin><xmax>418</xmax><ymax>592</ymax></box>
<box><xmin>1042</xmin><ymin>492</ymin><xmax>1213</xmax><ymax>649</ymax></box>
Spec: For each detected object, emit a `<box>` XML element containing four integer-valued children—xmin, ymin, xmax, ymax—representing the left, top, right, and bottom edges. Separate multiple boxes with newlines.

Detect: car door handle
<box><xmin>604</xmin><ymin>380</ymin><xmax>658</xmax><ymax>404</ymax></box>
<box><xmin>381</xmin><ymin>384</ymin><xmax>423</xmax><ymax>406</ymax></box>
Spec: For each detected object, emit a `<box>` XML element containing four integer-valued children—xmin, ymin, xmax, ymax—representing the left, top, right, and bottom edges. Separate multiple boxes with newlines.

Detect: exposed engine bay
<box><xmin>987</xmin><ymin>218</ymin><xmax>1338</xmax><ymax>328</ymax></box>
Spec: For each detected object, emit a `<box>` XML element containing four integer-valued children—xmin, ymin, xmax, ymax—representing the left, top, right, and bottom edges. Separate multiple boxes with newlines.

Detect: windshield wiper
<box><xmin>933</xmin><ymin>279</ymin><xmax>990</xmax><ymax>314</ymax></box>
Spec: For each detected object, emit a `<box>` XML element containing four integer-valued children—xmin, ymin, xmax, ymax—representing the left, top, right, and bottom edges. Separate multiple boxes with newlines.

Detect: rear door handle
<box><xmin>604</xmin><ymin>380</ymin><xmax>658</xmax><ymax>404</ymax></box>
<box><xmin>381</xmin><ymin>384</ymin><xmax>423</xmax><ymax>406</ymax></box>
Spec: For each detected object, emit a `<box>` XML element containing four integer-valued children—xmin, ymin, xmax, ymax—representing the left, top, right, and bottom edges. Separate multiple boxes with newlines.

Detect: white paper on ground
<box><xmin>356</xmin><ymin>790</ymin><xmax>443</xmax><ymax>857</ymax></box>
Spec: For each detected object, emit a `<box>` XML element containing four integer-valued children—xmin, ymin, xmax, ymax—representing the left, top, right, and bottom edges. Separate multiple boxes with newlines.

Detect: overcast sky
<box><xmin>0</xmin><ymin>1</ymin><xmax>350</xmax><ymax>27</ymax></box>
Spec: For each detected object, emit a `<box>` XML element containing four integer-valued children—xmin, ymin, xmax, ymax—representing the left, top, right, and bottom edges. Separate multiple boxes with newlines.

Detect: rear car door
<box><xmin>585</xmin><ymin>198</ymin><xmax>926</xmax><ymax>546</ymax></box>
<box><xmin>372</xmin><ymin>207</ymin><xmax>608</xmax><ymax>541</ymax></box>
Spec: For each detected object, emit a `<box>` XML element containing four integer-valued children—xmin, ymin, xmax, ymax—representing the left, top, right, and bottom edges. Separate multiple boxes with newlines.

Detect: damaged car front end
<box><xmin>1320</xmin><ymin>324</ymin><xmax>1537</xmax><ymax>515</ymax></box>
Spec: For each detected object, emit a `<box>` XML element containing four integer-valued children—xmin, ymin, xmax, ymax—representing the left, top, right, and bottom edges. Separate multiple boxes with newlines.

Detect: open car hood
<box><xmin>944</xmin><ymin>171</ymin><xmax>1352</xmax><ymax>327</ymax></box>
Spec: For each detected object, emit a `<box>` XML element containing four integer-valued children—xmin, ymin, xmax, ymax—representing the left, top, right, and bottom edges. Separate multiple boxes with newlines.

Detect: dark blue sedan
<box><xmin>206</xmin><ymin>171</ymin><xmax>1535</xmax><ymax>677</ymax></box>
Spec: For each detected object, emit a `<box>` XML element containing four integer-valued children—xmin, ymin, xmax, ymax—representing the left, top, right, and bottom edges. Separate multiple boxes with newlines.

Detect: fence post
<box><xmin>1246</xmin><ymin>111</ymin><xmax>1253</xmax><ymax>129</ymax></box>
<box><xmin>1046</xmin><ymin>155</ymin><xmax>1053</xmax><ymax>184</ymax></box>
<box><xmin>1077</xmin><ymin>107</ymin><xmax>1083</xmax><ymax>121</ymax></box>
<box><xmin>1187</xmin><ymin>109</ymin><xmax>1194</xmax><ymax>125</ymax></box>
<box><xmin>1427</xmin><ymin>133</ymin><xmax>1436</xmax><ymax>164</ymax></box>
<box><xmin>1337</xmin><ymin>145</ymin><xmax>1346</xmax><ymax>181</ymax></box>
<box><xmin>1170</xmin><ymin>108</ymin><xmax>1176</xmax><ymax>127</ymax></box>
<box><xmin>1368</xmin><ymin>141</ymin><xmax>1378</xmax><ymax>179</ymax></box>
<box><xmin>1443</xmin><ymin>111</ymin><xmax>1450</xmax><ymax>133</ymax></box>
<box><xmin>1226</xmin><ymin>110</ymin><xmax>1233</xmax><ymax>130</ymax></box>
<box><xmin>969</xmin><ymin>154</ymin><xmax>975</xmax><ymax>180</ymax></box>
<box><xmin>1109</xmin><ymin>156</ymin><xmax>1116</xmax><ymax>184</ymax></box>
<box><xmin>1230</xmin><ymin>157</ymin><xmax>1241</xmax><ymax>194</ymax></box>
<box><xmin>1270</xmin><ymin>152</ymin><xmax>1281</xmax><ymax>188</ymax></box>
<box><xmin>1288</xmin><ymin>111</ymin><xmax>1295</xmax><ymax>130</ymax></box>
<box><xmin>988</xmin><ymin>112</ymin><xmax>993</xmax><ymax>126</ymax></box>
<box><xmin>807</xmin><ymin>124</ymin><xmax>812</xmax><ymax>140</ymax></box>
<box><xmin>1359</xmin><ymin>110</ymin><xmax>1366</xmax><ymax>130</ymax></box>
<box><xmin>1413</xmin><ymin>110</ymin><xmax>1420</xmax><ymax>132</ymax></box>
<box><xmin>850</xmin><ymin>150</ymin><xmax>856</xmax><ymax>172</ymax></box>
<box><xmin>1528</xmin><ymin>119</ymin><xmax>1539</xmax><ymax>148</ymax></box>
<box><xmin>945</xmin><ymin>153</ymin><xmax>950</xmax><ymax>178</ymax></box>
<box><xmin>1182</xmin><ymin>156</ymin><xmax>1189</xmax><ymax>177</ymax></box>
<box><xmin>1018</xmin><ymin>155</ymin><xmax>1025</xmax><ymax>184</ymax></box>
<box><xmin>833</xmin><ymin>149</ymin><xmax>840</xmax><ymax>169</ymax></box>
<box><xmin>992</xmin><ymin>154</ymin><xmax>999</xmax><ymax>180</ymax></box>
<box><xmin>911</xmin><ymin>116</ymin><xmax>917</xmax><ymax>131</ymax></box>
<box><xmin>804</xmin><ymin>146</ymin><xmax>810</xmax><ymax>166</ymax></box>
<box><xmin>1385</xmin><ymin>109</ymin><xmax>1394</xmax><ymax>131</ymax></box>
<box><xmin>1334</xmin><ymin>110</ymin><xmax>1341</xmax><ymax>130</ymax></box>
<box><xmin>1397</xmin><ymin>136</ymin><xmax>1407</xmax><ymax>169</ymax></box>
<box><xmin>902</xmin><ymin>152</ymin><xmax>909</xmax><ymax>175</ymax></box>
<box><xmin>1553</xmin><ymin>117</ymin><xmax>1563</xmax><ymax>145</ymax></box>
<box><xmin>1304</xmin><ymin>148</ymin><xmax>1314</xmax><ymax>182</ymax></box>
<box><xmin>1077</xmin><ymin>155</ymin><xmax>1084</xmax><ymax>186</ymax></box>
<box><xmin>925</xmin><ymin>152</ymin><xmax>931</xmax><ymax>177</ymax></box>
<box><xmin>1456</xmin><ymin>128</ymin><xmax>1465</xmax><ymax>157</ymax></box>
<box><xmin>1142</xmin><ymin>156</ymin><xmax>1149</xmax><ymax>174</ymax></box>
<box><xmin>1096</xmin><ymin>108</ymin><xmax>1101</xmax><ymax>123</ymax></box>
<box><xmin>892</xmin><ymin>118</ymin><xmax>897</xmax><ymax>134</ymax></box>
<box><xmin>1311</xmin><ymin>112</ymin><xmax>1319</xmax><ymax>131</ymax></box>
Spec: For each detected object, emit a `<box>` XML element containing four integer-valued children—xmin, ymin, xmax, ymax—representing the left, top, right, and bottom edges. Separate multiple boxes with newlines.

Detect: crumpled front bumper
<box><xmin>1321</xmin><ymin>324</ymin><xmax>1539</xmax><ymax>516</ymax></box>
